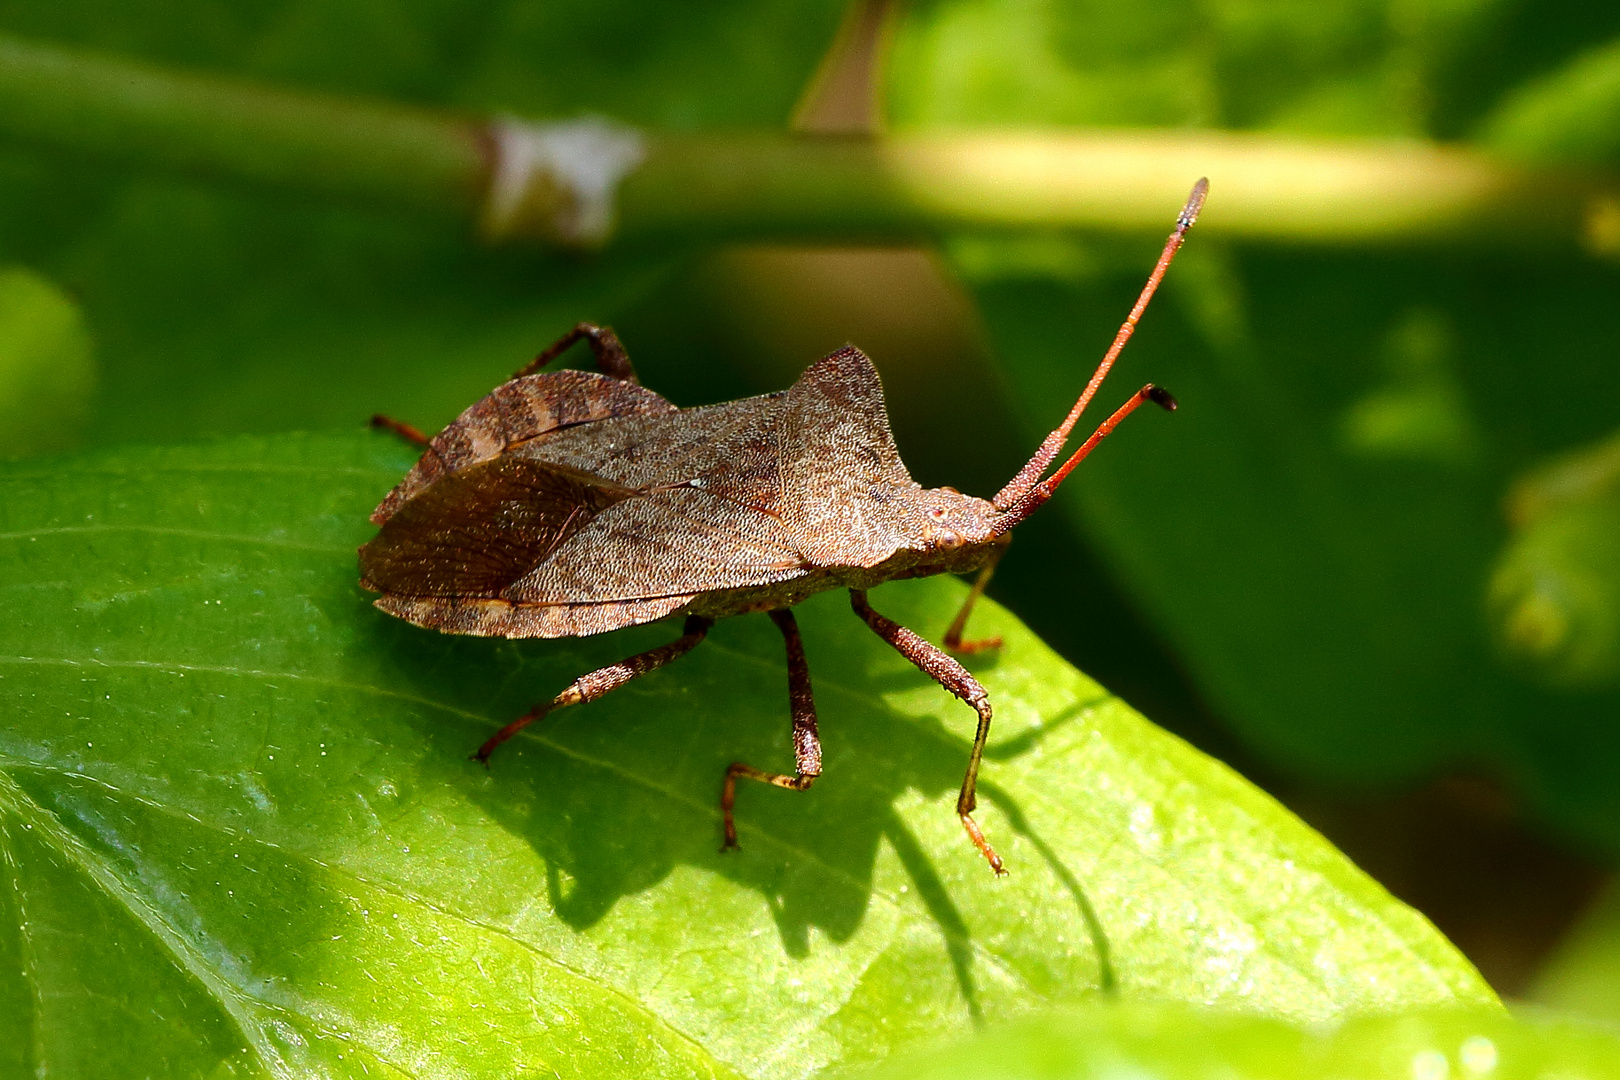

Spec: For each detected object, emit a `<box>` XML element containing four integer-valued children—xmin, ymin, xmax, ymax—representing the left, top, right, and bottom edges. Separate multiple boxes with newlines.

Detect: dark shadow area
<box><xmin>1286</xmin><ymin>775</ymin><xmax>1608</xmax><ymax>997</ymax></box>
<box><xmin>979</xmin><ymin>778</ymin><xmax>1117</xmax><ymax>995</ymax></box>
<box><xmin>348</xmin><ymin>584</ymin><xmax>1117</xmax><ymax>1012</ymax></box>
<box><xmin>880</xmin><ymin>807</ymin><xmax>982</xmax><ymax>1022</ymax></box>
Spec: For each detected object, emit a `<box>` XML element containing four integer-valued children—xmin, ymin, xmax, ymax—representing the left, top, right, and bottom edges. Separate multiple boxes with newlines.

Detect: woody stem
<box><xmin>0</xmin><ymin>32</ymin><xmax>1611</xmax><ymax>252</ymax></box>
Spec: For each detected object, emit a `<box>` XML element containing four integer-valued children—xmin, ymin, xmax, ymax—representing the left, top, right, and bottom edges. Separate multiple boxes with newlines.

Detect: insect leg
<box><xmin>721</xmin><ymin>608</ymin><xmax>822</xmax><ymax>851</ymax></box>
<box><xmin>368</xmin><ymin>414</ymin><xmax>430</xmax><ymax>446</ymax></box>
<box><xmin>943</xmin><ymin>543</ymin><xmax>1008</xmax><ymax>655</ymax></box>
<box><xmin>850</xmin><ymin>589</ymin><xmax>1007</xmax><ymax>877</ymax></box>
<box><xmin>473</xmin><ymin>615</ymin><xmax>712</xmax><ymax>764</ymax></box>
<box><xmin>511</xmin><ymin>322</ymin><xmax>638</xmax><ymax>383</ymax></box>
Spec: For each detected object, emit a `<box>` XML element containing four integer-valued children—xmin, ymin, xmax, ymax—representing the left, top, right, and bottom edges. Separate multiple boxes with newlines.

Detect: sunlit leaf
<box><xmin>0</xmin><ymin>432</ymin><xmax>1491</xmax><ymax>1077</ymax></box>
<box><xmin>1530</xmin><ymin>880</ymin><xmax>1620</xmax><ymax>1027</ymax></box>
<box><xmin>843</xmin><ymin>1002</ymin><xmax>1618</xmax><ymax>1080</ymax></box>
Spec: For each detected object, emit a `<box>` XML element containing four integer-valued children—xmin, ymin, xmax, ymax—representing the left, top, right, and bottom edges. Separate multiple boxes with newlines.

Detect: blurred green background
<box><xmin>5</xmin><ymin>0</ymin><xmax>1620</xmax><ymax>1016</ymax></box>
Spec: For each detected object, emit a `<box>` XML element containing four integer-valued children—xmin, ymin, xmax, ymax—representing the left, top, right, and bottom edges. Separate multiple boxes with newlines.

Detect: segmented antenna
<box><xmin>993</xmin><ymin>178</ymin><xmax>1207</xmax><ymax>531</ymax></box>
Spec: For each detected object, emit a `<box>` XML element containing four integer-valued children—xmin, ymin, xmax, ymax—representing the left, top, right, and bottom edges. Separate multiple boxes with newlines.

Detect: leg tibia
<box><xmin>943</xmin><ymin>547</ymin><xmax>1007</xmax><ymax>655</ymax></box>
<box><xmin>720</xmin><ymin>608</ymin><xmax>823</xmax><ymax>851</ymax></box>
<box><xmin>370</xmin><ymin>414</ymin><xmax>430</xmax><ymax>446</ymax></box>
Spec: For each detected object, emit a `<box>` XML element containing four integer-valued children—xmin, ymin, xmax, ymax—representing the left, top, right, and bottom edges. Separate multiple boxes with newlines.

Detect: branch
<box><xmin>0</xmin><ymin>32</ymin><xmax>1615</xmax><ymax>253</ymax></box>
<box><xmin>0</xmin><ymin>34</ymin><xmax>487</xmax><ymax>212</ymax></box>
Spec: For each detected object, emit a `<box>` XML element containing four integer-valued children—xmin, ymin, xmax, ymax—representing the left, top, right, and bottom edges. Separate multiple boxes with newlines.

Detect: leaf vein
<box><xmin>0</xmin><ymin>817</ymin><xmax>44</xmax><ymax>1075</ymax></box>
<box><xmin>0</xmin><ymin>652</ymin><xmax>1035</xmax><ymax>1004</ymax></box>
<box><xmin>0</xmin><ymin>526</ymin><xmax>352</xmax><ymax>554</ymax></box>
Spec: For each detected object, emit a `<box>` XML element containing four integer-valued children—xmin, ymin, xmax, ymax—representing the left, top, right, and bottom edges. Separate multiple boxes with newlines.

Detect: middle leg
<box><xmin>369</xmin><ymin>413</ymin><xmax>431</xmax><ymax>446</ymax></box>
<box><xmin>721</xmin><ymin>608</ymin><xmax>822</xmax><ymax>851</ymax></box>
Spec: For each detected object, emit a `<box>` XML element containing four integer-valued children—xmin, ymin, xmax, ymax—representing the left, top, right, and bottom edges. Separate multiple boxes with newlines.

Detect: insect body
<box><xmin>360</xmin><ymin>179</ymin><xmax>1207</xmax><ymax>875</ymax></box>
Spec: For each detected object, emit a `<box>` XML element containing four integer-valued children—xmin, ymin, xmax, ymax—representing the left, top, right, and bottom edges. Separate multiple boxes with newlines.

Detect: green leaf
<box><xmin>889</xmin><ymin>0</ymin><xmax>1620</xmax><ymax>860</ymax></box>
<box><xmin>885</xmin><ymin>0</ymin><xmax>1461</xmax><ymax>137</ymax></box>
<box><xmin>1530</xmin><ymin>878</ymin><xmax>1620</xmax><ymax>1028</ymax></box>
<box><xmin>0</xmin><ymin>266</ymin><xmax>95</xmax><ymax>458</ymax></box>
<box><xmin>1489</xmin><ymin>494</ymin><xmax>1620</xmax><ymax>690</ymax></box>
<box><xmin>1480</xmin><ymin>34</ymin><xmax>1620</xmax><ymax>164</ymax></box>
<box><xmin>0</xmin><ymin>432</ymin><xmax>1491</xmax><ymax>1077</ymax></box>
<box><xmin>0</xmin><ymin>0</ymin><xmax>847</xmax><ymax>452</ymax></box>
<box><xmin>841</xmin><ymin>1002</ymin><xmax>1620</xmax><ymax>1080</ymax></box>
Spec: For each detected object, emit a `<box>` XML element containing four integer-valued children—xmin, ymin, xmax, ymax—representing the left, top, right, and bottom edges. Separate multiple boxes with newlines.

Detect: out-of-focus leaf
<box><xmin>841</xmin><ymin>1002</ymin><xmax>1618</xmax><ymax>1080</ymax></box>
<box><xmin>0</xmin><ymin>266</ymin><xmax>94</xmax><ymax>457</ymax></box>
<box><xmin>1480</xmin><ymin>35</ymin><xmax>1620</xmax><ymax>164</ymax></box>
<box><xmin>889</xmin><ymin>0</ymin><xmax>1620</xmax><ymax>860</ymax></box>
<box><xmin>1491</xmin><ymin>432</ymin><xmax>1620</xmax><ymax>690</ymax></box>
<box><xmin>0</xmin><ymin>0</ymin><xmax>848</xmax><ymax>451</ymax></box>
<box><xmin>1490</xmin><ymin>495</ymin><xmax>1620</xmax><ymax>690</ymax></box>
<box><xmin>1530</xmin><ymin>880</ymin><xmax>1620</xmax><ymax>1026</ymax></box>
<box><xmin>0</xmin><ymin>432</ymin><xmax>1491</xmax><ymax>1078</ymax></box>
<box><xmin>885</xmin><ymin>0</ymin><xmax>1501</xmax><ymax>137</ymax></box>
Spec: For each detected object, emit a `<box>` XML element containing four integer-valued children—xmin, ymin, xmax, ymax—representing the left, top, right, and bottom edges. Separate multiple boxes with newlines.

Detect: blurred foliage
<box><xmin>1490</xmin><ymin>427</ymin><xmax>1620</xmax><ymax>689</ymax></box>
<box><xmin>847</xmin><ymin>1002</ymin><xmax>1620</xmax><ymax>1080</ymax></box>
<box><xmin>1482</xmin><ymin>34</ymin><xmax>1620</xmax><ymax>164</ymax></box>
<box><xmin>1490</xmin><ymin>494</ymin><xmax>1620</xmax><ymax>690</ymax></box>
<box><xmin>0</xmin><ymin>433</ymin><xmax>1491</xmax><ymax>1077</ymax></box>
<box><xmin>0</xmin><ymin>0</ymin><xmax>847</xmax><ymax>454</ymax></box>
<box><xmin>888</xmin><ymin>0</ymin><xmax>1620</xmax><ymax>861</ymax></box>
<box><xmin>0</xmin><ymin>266</ymin><xmax>93</xmax><ymax>456</ymax></box>
<box><xmin>1531</xmin><ymin>880</ymin><xmax>1620</xmax><ymax>1025</ymax></box>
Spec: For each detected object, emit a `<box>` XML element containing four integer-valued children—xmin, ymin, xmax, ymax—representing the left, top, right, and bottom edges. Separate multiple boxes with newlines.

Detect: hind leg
<box><xmin>474</xmin><ymin>615</ymin><xmax>712</xmax><ymax>764</ymax></box>
<box><xmin>512</xmin><ymin>322</ymin><xmax>637</xmax><ymax>383</ymax></box>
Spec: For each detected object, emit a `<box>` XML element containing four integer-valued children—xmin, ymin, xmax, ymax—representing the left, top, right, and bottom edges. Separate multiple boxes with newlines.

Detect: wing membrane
<box><xmin>372</xmin><ymin>369</ymin><xmax>674</xmax><ymax>525</ymax></box>
<box><xmin>360</xmin><ymin>457</ymin><xmax>633</xmax><ymax>598</ymax></box>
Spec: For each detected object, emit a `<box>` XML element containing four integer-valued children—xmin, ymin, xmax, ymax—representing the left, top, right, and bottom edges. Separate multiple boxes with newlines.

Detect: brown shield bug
<box><xmin>360</xmin><ymin>179</ymin><xmax>1207</xmax><ymax>876</ymax></box>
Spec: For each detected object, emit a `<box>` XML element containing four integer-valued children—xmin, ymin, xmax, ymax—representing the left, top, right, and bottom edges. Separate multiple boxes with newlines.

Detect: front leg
<box><xmin>721</xmin><ymin>609</ymin><xmax>822</xmax><ymax>851</ymax></box>
<box><xmin>851</xmin><ymin>589</ymin><xmax>1007</xmax><ymax>876</ymax></box>
<box><xmin>943</xmin><ymin>542</ymin><xmax>1008</xmax><ymax>655</ymax></box>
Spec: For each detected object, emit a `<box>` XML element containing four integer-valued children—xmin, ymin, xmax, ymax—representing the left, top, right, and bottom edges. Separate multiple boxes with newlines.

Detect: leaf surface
<box><xmin>842</xmin><ymin>1002</ymin><xmax>1620</xmax><ymax>1080</ymax></box>
<box><xmin>0</xmin><ymin>433</ymin><xmax>1492</xmax><ymax>1078</ymax></box>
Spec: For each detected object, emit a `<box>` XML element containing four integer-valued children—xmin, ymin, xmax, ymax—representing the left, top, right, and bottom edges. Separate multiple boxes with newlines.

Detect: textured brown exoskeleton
<box><xmin>360</xmin><ymin>179</ymin><xmax>1208</xmax><ymax>876</ymax></box>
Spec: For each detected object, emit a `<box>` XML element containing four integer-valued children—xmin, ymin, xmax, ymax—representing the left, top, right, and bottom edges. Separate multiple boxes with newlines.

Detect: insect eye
<box><xmin>928</xmin><ymin>507</ymin><xmax>946</xmax><ymax>520</ymax></box>
<box><xmin>935</xmin><ymin>527</ymin><xmax>964</xmax><ymax>550</ymax></box>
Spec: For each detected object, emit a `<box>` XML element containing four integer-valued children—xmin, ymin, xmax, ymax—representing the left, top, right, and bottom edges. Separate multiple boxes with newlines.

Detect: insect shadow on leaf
<box><xmin>356</xmin><ymin>596</ymin><xmax>1114</xmax><ymax>1013</ymax></box>
<box><xmin>360</xmin><ymin>180</ymin><xmax>1209</xmax><ymax>877</ymax></box>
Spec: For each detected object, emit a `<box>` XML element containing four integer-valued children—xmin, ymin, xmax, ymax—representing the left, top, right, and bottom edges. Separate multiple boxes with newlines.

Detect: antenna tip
<box><xmin>1147</xmin><ymin>385</ymin><xmax>1178</xmax><ymax>411</ymax></box>
<box><xmin>1177</xmin><ymin>178</ymin><xmax>1209</xmax><ymax>230</ymax></box>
